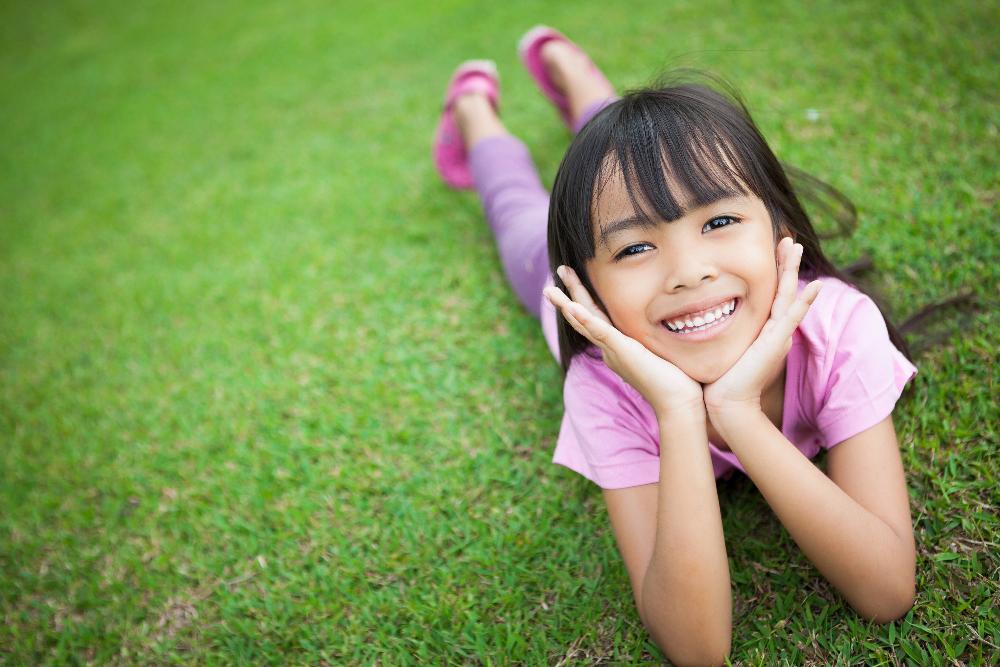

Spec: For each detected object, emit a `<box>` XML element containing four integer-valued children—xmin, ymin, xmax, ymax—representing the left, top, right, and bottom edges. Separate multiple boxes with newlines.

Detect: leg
<box><xmin>454</xmin><ymin>43</ymin><xmax>616</xmax><ymax>319</ymax></box>
<box><xmin>456</xmin><ymin>93</ymin><xmax>550</xmax><ymax>319</ymax></box>
<box><xmin>538</xmin><ymin>39</ymin><xmax>617</xmax><ymax>133</ymax></box>
<box><xmin>464</xmin><ymin>127</ymin><xmax>563</xmax><ymax>359</ymax></box>
<box><xmin>451</xmin><ymin>42</ymin><xmax>616</xmax><ymax>355</ymax></box>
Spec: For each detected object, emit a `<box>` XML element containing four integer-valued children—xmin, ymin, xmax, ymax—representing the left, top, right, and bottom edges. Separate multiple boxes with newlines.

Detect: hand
<box><xmin>703</xmin><ymin>237</ymin><xmax>822</xmax><ymax>421</ymax></box>
<box><xmin>544</xmin><ymin>266</ymin><xmax>703</xmax><ymax>418</ymax></box>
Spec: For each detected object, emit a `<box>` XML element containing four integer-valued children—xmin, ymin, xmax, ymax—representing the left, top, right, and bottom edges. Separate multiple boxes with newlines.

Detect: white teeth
<box><xmin>664</xmin><ymin>298</ymin><xmax>738</xmax><ymax>334</ymax></box>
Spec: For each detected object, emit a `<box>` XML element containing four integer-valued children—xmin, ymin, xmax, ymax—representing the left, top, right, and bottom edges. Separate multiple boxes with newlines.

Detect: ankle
<box><xmin>539</xmin><ymin>39</ymin><xmax>615</xmax><ymax>122</ymax></box>
<box><xmin>538</xmin><ymin>40</ymin><xmax>579</xmax><ymax>94</ymax></box>
<box><xmin>454</xmin><ymin>91</ymin><xmax>493</xmax><ymax>120</ymax></box>
<box><xmin>454</xmin><ymin>91</ymin><xmax>508</xmax><ymax>149</ymax></box>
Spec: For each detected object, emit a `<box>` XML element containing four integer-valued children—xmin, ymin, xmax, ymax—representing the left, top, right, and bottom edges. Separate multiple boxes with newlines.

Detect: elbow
<box><xmin>645</xmin><ymin>617</ymin><xmax>731</xmax><ymax>667</ymax></box>
<box><xmin>661</xmin><ymin>639</ymin><xmax>731</xmax><ymax>667</ymax></box>
<box><xmin>686</xmin><ymin>641</ymin><xmax>731</xmax><ymax>667</ymax></box>
<box><xmin>854</xmin><ymin>576</ymin><xmax>916</xmax><ymax>623</ymax></box>
<box><xmin>637</xmin><ymin>568</ymin><xmax>733</xmax><ymax>665</ymax></box>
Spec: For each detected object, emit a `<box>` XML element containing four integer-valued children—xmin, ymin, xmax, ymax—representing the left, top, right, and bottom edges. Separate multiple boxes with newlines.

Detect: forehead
<box><xmin>591</xmin><ymin>155</ymin><xmax>670</xmax><ymax>227</ymax></box>
<box><xmin>591</xmin><ymin>148</ymin><xmax>750</xmax><ymax>225</ymax></box>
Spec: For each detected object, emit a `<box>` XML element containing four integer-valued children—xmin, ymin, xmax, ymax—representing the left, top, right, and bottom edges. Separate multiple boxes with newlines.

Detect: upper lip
<box><xmin>659</xmin><ymin>295</ymin><xmax>739</xmax><ymax>322</ymax></box>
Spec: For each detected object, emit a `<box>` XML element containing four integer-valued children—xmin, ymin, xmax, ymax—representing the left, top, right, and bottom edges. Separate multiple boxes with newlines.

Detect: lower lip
<box><xmin>661</xmin><ymin>299</ymin><xmax>741</xmax><ymax>342</ymax></box>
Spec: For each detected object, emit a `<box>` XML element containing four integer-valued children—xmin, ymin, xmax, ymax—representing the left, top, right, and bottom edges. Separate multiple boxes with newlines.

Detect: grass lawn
<box><xmin>1</xmin><ymin>0</ymin><xmax>996</xmax><ymax>663</ymax></box>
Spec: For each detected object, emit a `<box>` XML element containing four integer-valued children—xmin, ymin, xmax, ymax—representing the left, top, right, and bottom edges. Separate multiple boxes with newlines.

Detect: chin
<box><xmin>675</xmin><ymin>353</ymin><xmax>739</xmax><ymax>385</ymax></box>
<box><xmin>683</xmin><ymin>365</ymin><xmax>727</xmax><ymax>385</ymax></box>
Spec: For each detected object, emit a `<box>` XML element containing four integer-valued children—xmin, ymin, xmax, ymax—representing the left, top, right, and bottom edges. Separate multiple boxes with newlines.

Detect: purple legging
<box><xmin>467</xmin><ymin>99</ymin><xmax>613</xmax><ymax>361</ymax></box>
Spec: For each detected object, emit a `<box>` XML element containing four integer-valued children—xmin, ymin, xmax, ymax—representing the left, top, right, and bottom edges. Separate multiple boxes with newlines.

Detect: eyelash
<box><xmin>701</xmin><ymin>215</ymin><xmax>741</xmax><ymax>233</ymax></box>
<box><xmin>612</xmin><ymin>215</ymin><xmax>742</xmax><ymax>261</ymax></box>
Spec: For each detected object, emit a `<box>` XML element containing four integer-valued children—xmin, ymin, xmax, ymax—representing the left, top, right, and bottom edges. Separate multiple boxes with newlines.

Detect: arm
<box><xmin>604</xmin><ymin>409</ymin><xmax>732</xmax><ymax>666</ymax></box>
<box><xmin>703</xmin><ymin>238</ymin><xmax>914</xmax><ymax>621</ymax></box>
<box><xmin>709</xmin><ymin>410</ymin><xmax>915</xmax><ymax>621</ymax></box>
<box><xmin>545</xmin><ymin>269</ymin><xmax>732</xmax><ymax>665</ymax></box>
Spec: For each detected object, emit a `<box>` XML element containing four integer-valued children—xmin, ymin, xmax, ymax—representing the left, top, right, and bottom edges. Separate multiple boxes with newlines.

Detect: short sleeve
<box><xmin>814</xmin><ymin>292</ymin><xmax>917</xmax><ymax>447</ymax></box>
<box><xmin>552</xmin><ymin>354</ymin><xmax>661</xmax><ymax>489</ymax></box>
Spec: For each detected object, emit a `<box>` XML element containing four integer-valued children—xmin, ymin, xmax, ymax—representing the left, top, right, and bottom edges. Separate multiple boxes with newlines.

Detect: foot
<box><xmin>539</xmin><ymin>39</ymin><xmax>616</xmax><ymax>127</ymax></box>
<box><xmin>432</xmin><ymin>60</ymin><xmax>502</xmax><ymax>190</ymax></box>
<box><xmin>454</xmin><ymin>91</ymin><xmax>509</xmax><ymax>151</ymax></box>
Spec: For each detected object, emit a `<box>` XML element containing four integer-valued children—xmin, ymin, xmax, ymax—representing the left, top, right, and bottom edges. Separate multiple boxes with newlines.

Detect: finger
<box><xmin>563</xmin><ymin>297</ymin><xmax>639</xmax><ymax>355</ymax></box>
<box><xmin>770</xmin><ymin>279</ymin><xmax>822</xmax><ymax>342</ymax></box>
<box><xmin>561</xmin><ymin>303</ymin><xmax>593</xmax><ymax>342</ymax></box>
<box><xmin>567</xmin><ymin>300</ymin><xmax>629</xmax><ymax>349</ymax></box>
<box><xmin>771</xmin><ymin>239</ymin><xmax>802</xmax><ymax>320</ymax></box>
<box><xmin>545</xmin><ymin>289</ymin><xmax>593</xmax><ymax>341</ymax></box>
<box><xmin>769</xmin><ymin>238</ymin><xmax>790</xmax><ymax>318</ymax></box>
<box><xmin>544</xmin><ymin>286</ymin><xmax>612</xmax><ymax>350</ymax></box>
<box><xmin>545</xmin><ymin>285</ymin><xmax>591</xmax><ymax>335</ymax></box>
<box><xmin>543</xmin><ymin>284</ymin><xmax>573</xmax><ymax>311</ymax></box>
<box><xmin>775</xmin><ymin>239</ymin><xmax>801</xmax><ymax>315</ymax></box>
<box><xmin>556</xmin><ymin>266</ymin><xmax>611</xmax><ymax>324</ymax></box>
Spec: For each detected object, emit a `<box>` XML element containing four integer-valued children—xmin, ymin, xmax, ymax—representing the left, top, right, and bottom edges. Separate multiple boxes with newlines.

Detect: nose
<box><xmin>662</xmin><ymin>240</ymin><xmax>717</xmax><ymax>292</ymax></box>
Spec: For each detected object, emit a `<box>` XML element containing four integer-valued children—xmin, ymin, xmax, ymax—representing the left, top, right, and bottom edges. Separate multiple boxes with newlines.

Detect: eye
<box><xmin>613</xmin><ymin>242</ymin><xmax>654</xmax><ymax>261</ymax></box>
<box><xmin>702</xmin><ymin>215</ymin><xmax>741</xmax><ymax>233</ymax></box>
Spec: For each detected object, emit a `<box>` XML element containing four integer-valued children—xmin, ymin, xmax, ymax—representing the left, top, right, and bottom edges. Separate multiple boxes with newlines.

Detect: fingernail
<box><xmin>555</xmin><ymin>266</ymin><xmax>566</xmax><ymax>279</ymax></box>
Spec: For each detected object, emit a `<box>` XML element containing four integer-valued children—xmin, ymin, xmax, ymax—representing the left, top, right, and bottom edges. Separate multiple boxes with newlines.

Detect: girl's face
<box><xmin>585</xmin><ymin>175</ymin><xmax>780</xmax><ymax>384</ymax></box>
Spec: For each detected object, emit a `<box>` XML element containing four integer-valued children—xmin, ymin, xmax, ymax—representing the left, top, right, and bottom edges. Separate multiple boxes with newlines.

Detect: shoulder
<box><xmin>797</xmin><ymin>276</ymin><xmax>881</xmax><ymax>348</ymax></box>
<box><xmin>553</xmin><ymin>348</ymin><xmax>661</xmax><ymax>488</ymax></box>
<box><xmin>801</xmin><ymin>275</ymin><xmax>918</xmax><ymax>374</ymax></box>
<box><xmin>566</xmin><ymin>347</ymin><xmax>635</xmax><ymax>399</ymax></box>
<box><xmin>793</xmin><ymin>275</ymin><xmax>905</xmax><ymax>371</ymax></box>
<box><xmin>791</xmin><ymin>275</ymin><xmax>917</xmax><ymax>447</ymax></box>
<box><xmin>564</xmin><ymin>348</ymin><xmax>650</xmax><ymax>420</ymax></box>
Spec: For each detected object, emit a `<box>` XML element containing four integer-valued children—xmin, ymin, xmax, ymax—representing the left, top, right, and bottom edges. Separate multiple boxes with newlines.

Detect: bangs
<box><xmin>548</xmin><ymin>76</ymin><xmax>862</xmax><ymax>373</ymax></box>
<box><xmin>591</xmin><ymin>85</ymin><xmax>769</xmax><ymax>235</ymax></box>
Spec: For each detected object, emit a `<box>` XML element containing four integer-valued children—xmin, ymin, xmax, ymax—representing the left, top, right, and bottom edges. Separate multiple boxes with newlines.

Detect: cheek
<box><xmin>605</xmin><ymin>292</ymin><xmax>647</xmax><ymax>337</ymax></box>
<box><xmin>590</xmin><ymin>270</ymin><xmax>649</xmax><ymax>335</ymax></box>
<box><xmin>757</xmin><ymin>262</ymin><xmax>779</xmax><ymax>301</ymax></box>
<box><xmin>742</xmin><ymin>253</ymin><xmax>780</xmax><ymax>333</ymax></box>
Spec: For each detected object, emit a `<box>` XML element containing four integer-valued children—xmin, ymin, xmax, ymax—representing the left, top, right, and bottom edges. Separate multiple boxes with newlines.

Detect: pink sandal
<box><xmin>518</xmin><ymin>25</ymin><xmax>611</xmax><ymax>130</ymax></box>
<box><xmin>432</xmin><ymin>60</ymin><xmax>501</xmax><ymax>190</ymax></box>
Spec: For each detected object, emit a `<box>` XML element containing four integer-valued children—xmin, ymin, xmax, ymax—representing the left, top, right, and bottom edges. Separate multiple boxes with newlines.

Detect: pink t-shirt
<box><xmin>551</xmin><ymin>276</ymin><xmax>917</xmax><ymax>489</ymax></box>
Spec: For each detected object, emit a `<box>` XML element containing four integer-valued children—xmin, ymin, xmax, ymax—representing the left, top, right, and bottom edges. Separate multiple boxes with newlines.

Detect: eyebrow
<box><xmin>597</xmin><ymin>195</ymin><xmax>752</xmax><ymax>247</ymax></box>
<box><xmin>597</xmin><ymin>215</ymin><xmax>659</xmax><ymax>247</ymax></box>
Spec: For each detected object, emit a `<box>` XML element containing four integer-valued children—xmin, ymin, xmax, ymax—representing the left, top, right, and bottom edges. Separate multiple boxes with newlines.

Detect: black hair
<box><xmin>547</xmin><ymin>74</ymin><xmax>911</xmax><ymax>372</ymax></box>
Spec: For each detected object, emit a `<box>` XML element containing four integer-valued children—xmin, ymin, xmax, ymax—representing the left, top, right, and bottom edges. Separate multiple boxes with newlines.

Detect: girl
<box><xmin>432</xmin><ymin>26</ymin><xmax>917</xmax><ymax>665</ymax></box>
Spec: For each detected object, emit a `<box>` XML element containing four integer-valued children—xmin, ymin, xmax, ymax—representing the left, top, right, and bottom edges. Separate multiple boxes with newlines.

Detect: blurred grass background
<box><xmin>1</xmin><ymin>0</ymin><xmax>996</xmax><ymax>663</ymax></box>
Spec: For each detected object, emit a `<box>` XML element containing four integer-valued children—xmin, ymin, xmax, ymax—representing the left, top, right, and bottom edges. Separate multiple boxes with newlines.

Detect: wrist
<box><xmin>654</xmin><ymin>395</ymin><xmax>706</xmax><ymax>424</ymax></box>
<box><xmin>705</xmin><ymin>396</ymin><xmax>761</xmax><ymax>418</ymax></box>
<box><xmin>707</xmin><ymin>400</ymin><xmax>768</xmax><ymax>438</ymax></box>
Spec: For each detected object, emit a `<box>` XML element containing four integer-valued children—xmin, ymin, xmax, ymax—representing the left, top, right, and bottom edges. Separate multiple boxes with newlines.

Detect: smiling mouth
<box><xmin>662</xmin><ymin>298</ymin><xmax>739</xmax><ymax>335</ymax></box>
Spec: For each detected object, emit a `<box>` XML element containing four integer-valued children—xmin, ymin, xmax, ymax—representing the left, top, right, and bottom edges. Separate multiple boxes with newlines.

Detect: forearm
<box><xmin>714</xmin><ymin>408</ymin><xmax>914</xmax><ymax>620</ymax></box>
<box><xmin>641</xmin><ymin>411</ymin><xmax>732</xmax><ymax>664</ymax></box>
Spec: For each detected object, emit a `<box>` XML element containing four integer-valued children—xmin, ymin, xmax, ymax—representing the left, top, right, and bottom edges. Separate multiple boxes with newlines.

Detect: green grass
<box><xmin>1</xmin><ymin>0</ymin><xmax>997</xmax><ymax>663</ymax></box>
